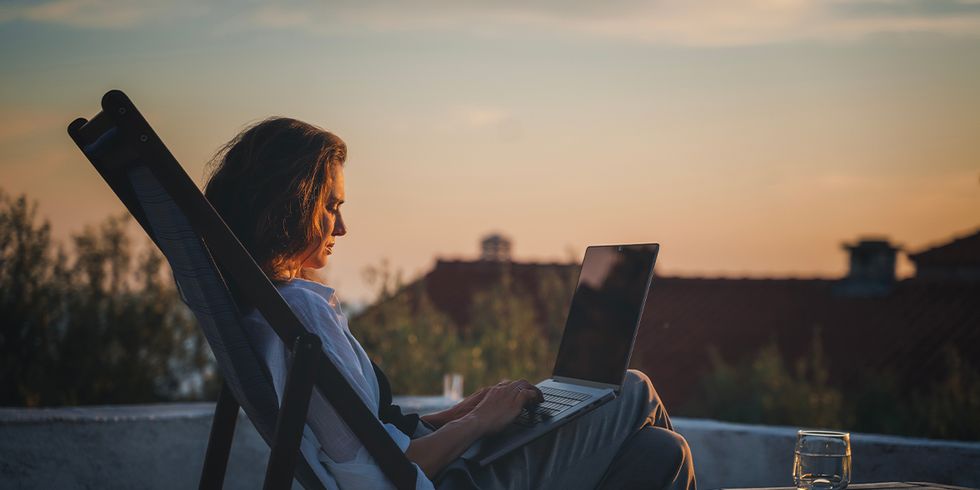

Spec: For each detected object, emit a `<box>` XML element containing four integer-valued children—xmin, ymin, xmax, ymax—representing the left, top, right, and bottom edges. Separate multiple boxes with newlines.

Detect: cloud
<box><xmin>1</xmin><ymin>0</ymin><xmax>206</xmax><ymax>29</ymax></box>
<box><xmin>441</xmin><ymin>105</ymin><xmax>523</xmax><ymax>141</ymax></box>
<box><xmin>837</xmin><ymin>0</ymin><xmax>980</xmax><ymax>18</ymax></box>
<box><xmin>232</xmin><ymin>0</ymin><xmax>980</xmax><ymax>46</ymax></box>
<box><xmin>246</xmin><ymin>5</ymin><xmax>311</xmax><ymax>30</ymax></box>
<box><xmin>455</xmin><ymin>106</ymin><xmax>511</xmax><ymax>128</ymax></box>
<box><xmin>5</xmin><ymin>0</ymin><xmax>980</xmax><ymax>45</ymax></box>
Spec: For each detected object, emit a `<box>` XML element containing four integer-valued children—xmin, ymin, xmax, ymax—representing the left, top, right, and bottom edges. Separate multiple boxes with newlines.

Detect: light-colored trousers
<box><xmin>435</xmin><ymin>369</ymin><xmax>697</xmax><ymax>490</ymax></box>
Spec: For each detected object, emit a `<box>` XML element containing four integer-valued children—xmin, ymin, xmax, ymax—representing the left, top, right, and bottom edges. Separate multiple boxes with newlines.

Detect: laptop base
<box><xmin>461</xmin><ymin>379</ymin><xmax>615</xmax><ymax>467</ymax></box>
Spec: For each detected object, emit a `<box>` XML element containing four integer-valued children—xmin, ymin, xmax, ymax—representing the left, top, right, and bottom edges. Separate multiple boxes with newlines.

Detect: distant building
<box><xmin>480</xmin><ymin>233</ymin><xmax>512</xmax><ymax>262</ymax></box>
<box><xmin>908</xmin><ymin>229</ymin><xmax>980</xmax><ymax>283</ymax></box>
<box><xmin>356</xmin><ymin>229</ymin><xmax>980</xmax><ymax>409</ymax></box>
<box><xmin>835</xmin><ymin>238</ymin><xmax>899</xmax><ymax>297</ymax></box>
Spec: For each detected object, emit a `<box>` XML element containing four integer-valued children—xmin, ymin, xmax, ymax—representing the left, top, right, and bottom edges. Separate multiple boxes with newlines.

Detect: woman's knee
<box><xmin>666</xmin><ymin>429</ymin><xmax>693</xmax><ymax>463</ymax></box>
<box><xmin>647</xmin><ymin>428</ymin><xmax>695</xmax><ymax>485</ymax></box>
<box><xmin>625</xmin><ymin>369</ymin><xmax>668</xmax><ymax>420</ymax></box>
<box><xmin>600</xmin><ymin>427</ymin><xmax>696</xmax><ymax>489</ymax></box>
<box><xmin>624</xmin><ymin>369</ymin><xmax>652</xmax><ymax>395</ymax></box>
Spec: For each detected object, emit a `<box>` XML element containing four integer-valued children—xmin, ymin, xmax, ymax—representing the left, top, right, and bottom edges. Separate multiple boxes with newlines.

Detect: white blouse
<box><xmin>241</xmin><ymin>278</ymin><xmax>434</xmax><ymax>490</ymax></box>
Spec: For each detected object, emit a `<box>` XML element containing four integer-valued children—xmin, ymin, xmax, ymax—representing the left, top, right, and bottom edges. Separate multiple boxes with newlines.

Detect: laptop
<box><xmin>461</xmin><ymin>243</ymin><xmax>659</xmax><ymax>466</ymax></box>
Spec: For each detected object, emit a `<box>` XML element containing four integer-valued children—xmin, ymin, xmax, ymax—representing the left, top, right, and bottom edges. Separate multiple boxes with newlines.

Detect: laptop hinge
<box><xmin>552</xmin><ymin>376</ymin><xmax>620</xmax><ymax>392</ymax></box>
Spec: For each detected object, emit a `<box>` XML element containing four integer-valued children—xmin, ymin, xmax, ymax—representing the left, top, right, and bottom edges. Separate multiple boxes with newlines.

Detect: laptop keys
<box><xmin>514</xmin><ymin>387</ymin><xmax>588</xmax><ymax>426</ymax></box>
<box><xmin>540</xmin><ymin>386</ymin><xmax>590</xmax><ymax>402</ymax></box>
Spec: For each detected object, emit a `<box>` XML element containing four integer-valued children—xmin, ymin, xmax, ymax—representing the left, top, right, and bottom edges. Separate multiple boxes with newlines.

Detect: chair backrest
<box><xmin>126</xmin><ymin>165</ymin><xmax>331</xmax><ymax>489</ymax></box>
<box><xmin>67</xmin><ymin>90</ymin><xmax>418</xmax><ymax>490</ymax></box>
<box><xmin>127</xmin><ymin>164</ymin><xmax>272</xmax><ymax>434</ymax></box>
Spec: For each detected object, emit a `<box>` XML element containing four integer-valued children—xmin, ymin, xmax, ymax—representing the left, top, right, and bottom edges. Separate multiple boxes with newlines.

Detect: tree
<box><xmin>459</xmin><ymin>269</ymin><xmax>551</xmax><ymax>391</ymax></box>
<box><xmin>910</xmin><ymin>346</ymin><xmax>980</xmax><ymax>440</ymax></box>
<box><xmin>682</xmin><ymin>329</ymin><xmax>980</xmax><ymax>440</ymax></box>
<box><xmin>0</xmin><ymin>189</ymin><xmax>214</xmax><ymax>406</ymax></box>
<box><xmin>0</xmin><ymin>191</ymin><xmax>62</xmax><ymax>405</ymax></box>
<box><xmin>684</xmin><ymin>329</ymin><xmax>847</xmax><ymax>429</ymax></box>
<box><xmin>353</xmin><ymin>262</ymin><xmax>567</xmax><ymax>396</ymax></box>
<box><xmin>354</xmin><ymin>261</ymin><xmax>459</xmax><ymax>394</ymax></box>
<box><xmin>533</xmin><ymin>266</ymin><xmax>578</xmax><ymax>360</ymax></box>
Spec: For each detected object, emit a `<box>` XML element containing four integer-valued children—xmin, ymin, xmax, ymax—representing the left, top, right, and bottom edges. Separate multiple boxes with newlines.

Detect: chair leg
<box><xmin>263</xmin><ymin>333</ymin><xmax>322</xmax><ymax>490</ymax></box>
<box><xmin>200</xmin><ymin>382</ymin><xmax>240</xmax><ymax>490</ymax></box>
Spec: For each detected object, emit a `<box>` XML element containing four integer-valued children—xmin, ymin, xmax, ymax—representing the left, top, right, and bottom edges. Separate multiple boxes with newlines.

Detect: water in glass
<box><xmin>793</xmin><ymin>430</ymin><xmax>851</xmax><ymax>490</ymax></box>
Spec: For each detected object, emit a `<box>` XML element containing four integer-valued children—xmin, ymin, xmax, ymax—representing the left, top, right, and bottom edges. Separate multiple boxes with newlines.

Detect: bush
<box><xmin>353</xmin><ymin>262</ymin><xmax>577</xmax><ymax>396</ymax></box>
<box><xmin>683</xmin><ymin>329</ymin><xmax>980</xmax><ymax>440</ymax></box>
<box><xmin>0</xmin><ymin>190</ymin><xmax>214</xmax><ymax>406</ymax></box>
<box><xmin>354</xmin><ymin>262</ymin><xmax>458</xmax><ymax>395</ymax></box>
<box><xmin>683</xmin><ymin>329</ymin><xmax>847</xmax><ymax>429</ymax></box>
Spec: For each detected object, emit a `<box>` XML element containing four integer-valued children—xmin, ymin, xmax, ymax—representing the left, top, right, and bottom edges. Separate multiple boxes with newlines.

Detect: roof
<box><xmin>843</xmin><ymin>239</ymin><xmax>899</xmax><ymax>252</ymax></box>
<box><xmin>634</xmin><ymin>277</ymin><xmax>980</xmax><ymax>408</ymax></box>
<box><xmin>908</xmin><ymin>229</ymin><xmax>980</xmax><ymax>267</ymax></box>
<box><xmin>417</xmin><ymin>259</ymin><xmax>579</xmax><ymax>334</ymax></box>
<box><xmin>355</xmin><ymin>255</ymin><xmax>980</xmax><ymax>410</ymax></box>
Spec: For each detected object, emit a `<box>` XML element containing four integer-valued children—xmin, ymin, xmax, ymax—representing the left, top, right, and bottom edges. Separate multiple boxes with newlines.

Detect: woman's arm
<box><xmin>406</xmin><ymin>412</ymin><xmax>487</xmax><ymax>478</ymax></box>
<box><xmin>406</xmin><ymin>380</ymin><xmax>543</xmax><ymax>478</ymax></box>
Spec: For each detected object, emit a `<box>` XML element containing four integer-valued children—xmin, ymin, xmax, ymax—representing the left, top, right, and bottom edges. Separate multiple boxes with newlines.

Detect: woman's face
<box><xmin>300</xmin><ymin>167</ymin><xmax>347</xmax><ymax>270</ymax></box>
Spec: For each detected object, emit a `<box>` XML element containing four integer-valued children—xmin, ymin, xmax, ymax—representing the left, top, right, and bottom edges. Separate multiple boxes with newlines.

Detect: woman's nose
<box><xmin>333</xmin><ymin>213</ymin><xmax>347</xmax><ymax>236</ymax></box>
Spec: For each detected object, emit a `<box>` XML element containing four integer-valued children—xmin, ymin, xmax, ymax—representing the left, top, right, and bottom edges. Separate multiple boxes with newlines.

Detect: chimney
<box><xmin>836</xmin><ymin>238</ymin><xmax>899</xmax><ymax>297</ymax></box>
<box><xmin>480</xmin><ymin>233</ymin><xmax>512</xmax><ymax>262</ymax></box>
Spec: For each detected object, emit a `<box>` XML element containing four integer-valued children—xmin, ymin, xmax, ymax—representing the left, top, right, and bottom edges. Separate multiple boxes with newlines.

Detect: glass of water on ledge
<box><xmin>793</xmin><ymin>430</ymin><xmax>851</xmax><ymax>490</ymax></box>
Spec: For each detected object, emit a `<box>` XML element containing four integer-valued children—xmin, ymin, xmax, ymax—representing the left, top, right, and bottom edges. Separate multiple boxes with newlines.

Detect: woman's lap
<box><xmin>436</xmin><ymin>370</ymin><xmax>694</xmax><ymax>490</ymax></box>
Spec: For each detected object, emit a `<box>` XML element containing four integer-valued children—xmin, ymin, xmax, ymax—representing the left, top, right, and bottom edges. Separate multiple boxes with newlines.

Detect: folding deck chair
<box><xmin>67</xmin><ymin>90</ymin><xmax>419</xmax><ymax>490</ymax></box>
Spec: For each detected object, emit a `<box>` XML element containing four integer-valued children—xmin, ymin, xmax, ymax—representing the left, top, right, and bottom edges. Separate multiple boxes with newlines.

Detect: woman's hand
<box><xmin>420</xmin><ymin>386</ymin><xmax>490</xmax><ymax>429</ymax></box>
<box><xmin>469</xmin><ymin>379</ymin><xmax>544</xmax><ymax>436</ymax></box>
<box><xmin>451</xmin><ymin>385</ymin><xmax>490</xmax><ymax>416</ymax></box>
<box><xmin>406</xmin><ymin>379</ymin><xmax>544</xmax><ymax>477</ymax></box>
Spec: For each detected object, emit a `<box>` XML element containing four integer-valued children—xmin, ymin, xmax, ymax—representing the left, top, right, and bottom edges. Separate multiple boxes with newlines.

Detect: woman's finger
<box><xmin>519</xmin><ymin>388</ymin><xmax>541</xmax><ymax>404</ymax></box>
<box><xmin>514</xmin><ymin>380</ymin><xmax>543</xmax><ymax>402</ymax></box>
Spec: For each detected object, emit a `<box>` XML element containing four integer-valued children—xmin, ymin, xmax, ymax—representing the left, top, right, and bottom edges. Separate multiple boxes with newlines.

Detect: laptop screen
<box><xmin>552</xmin><ymin>244</ymin><xmax>659</xmax><ymax>387</ymax></box>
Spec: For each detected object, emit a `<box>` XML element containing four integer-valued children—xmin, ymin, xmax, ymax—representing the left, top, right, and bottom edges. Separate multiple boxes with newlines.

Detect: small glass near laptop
<box><xmin>793</xmin><ymin>430</ymin><xmax>851</xmax><ymax>490</ymax></box>
<box><xmin>443</xmin><ymin>373</ymin><xmax>464</xmax><ymax>401</ymax></box>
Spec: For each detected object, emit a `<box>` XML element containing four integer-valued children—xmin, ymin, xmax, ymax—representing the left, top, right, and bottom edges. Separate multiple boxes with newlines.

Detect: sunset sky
<box><xmin>2</xmin><ymin>0</ymin><xmax>979</xmax><ymax>303</ymax></box>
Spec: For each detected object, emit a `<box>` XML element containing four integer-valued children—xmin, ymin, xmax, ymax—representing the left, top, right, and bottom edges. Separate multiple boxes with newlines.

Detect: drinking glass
<box><xmin>793</xmin><ymin>430</ymin><xmax>851</xmax><ymax>490</ymax></box>
<box><xmin>443</xmin><ymin>373</ymin><xmax>463</xmax><ymax>401</ymax></box>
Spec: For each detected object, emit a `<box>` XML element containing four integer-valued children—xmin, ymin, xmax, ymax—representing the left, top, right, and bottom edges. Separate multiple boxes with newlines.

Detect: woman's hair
<box><xmin>204</xmin><ymin>117</ymin><xmax>346</xmax><ymax>283</ymax></box>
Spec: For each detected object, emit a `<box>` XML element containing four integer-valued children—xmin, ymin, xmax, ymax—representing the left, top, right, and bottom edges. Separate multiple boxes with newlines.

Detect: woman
<box><xmin>204</xmin><ymin>117</ymin><xmax>696</xmax><ymax>489</ymax></box>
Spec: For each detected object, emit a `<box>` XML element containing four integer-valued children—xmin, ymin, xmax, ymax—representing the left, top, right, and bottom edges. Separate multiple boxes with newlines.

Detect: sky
<box><xmin>2</xmin><ymin>0</ymin><xmax>979</xmax><ymax>303</ymax></box>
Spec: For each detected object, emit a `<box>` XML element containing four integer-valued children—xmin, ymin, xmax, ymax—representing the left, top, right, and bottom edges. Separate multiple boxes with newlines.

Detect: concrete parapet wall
<box><xmin>0</xmin><ymin>404</ymin><xmax>268</xmax><ymax>490</ymax></box>
<box><xmin>1</xmin><ymin>401</ymin><xmax>978</xmax><ymax>489</ymax></box>
<box><xmin>672</xmin><ymin>418</ymin><xmax>980</xmax><ymax>489</ymax></box>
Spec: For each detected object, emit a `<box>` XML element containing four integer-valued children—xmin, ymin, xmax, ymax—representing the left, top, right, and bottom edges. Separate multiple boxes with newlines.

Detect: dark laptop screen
<box><xmin>552</xmin><ymin>244</ymin><xmax>659</xmax><ymax>387</ymax></box>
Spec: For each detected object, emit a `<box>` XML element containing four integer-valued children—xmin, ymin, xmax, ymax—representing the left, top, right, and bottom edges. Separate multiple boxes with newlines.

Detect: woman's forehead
<box><xmin>328</xmin><ymin>167</ymin><xmax>345</xmax><ymax>201</ymax></box>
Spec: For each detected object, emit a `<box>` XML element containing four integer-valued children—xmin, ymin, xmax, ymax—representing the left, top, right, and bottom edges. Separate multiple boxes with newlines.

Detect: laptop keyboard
<box><xmin>514</xmin><ymin>386</ymin><xmax>590</xmax><ymax>427</ymax></box>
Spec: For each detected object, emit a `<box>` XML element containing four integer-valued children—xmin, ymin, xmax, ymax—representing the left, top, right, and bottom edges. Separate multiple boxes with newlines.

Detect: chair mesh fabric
<box><xmin>127</xmin><ymin>165</ymin><xmax>327</xmax><ymax>489</ymax></box>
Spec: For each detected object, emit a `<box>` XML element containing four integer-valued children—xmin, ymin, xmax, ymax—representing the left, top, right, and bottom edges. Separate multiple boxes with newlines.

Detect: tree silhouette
<box><xmin>0</xmin><ymin>190</ymin><xmax>214</xmax><ymax>406</ymax></box>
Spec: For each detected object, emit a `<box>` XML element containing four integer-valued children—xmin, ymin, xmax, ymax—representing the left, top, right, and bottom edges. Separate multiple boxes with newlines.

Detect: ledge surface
<box><xmin>1</xmin><ymin>401</ymin><xmax>977</xmax><ymax>489</ymax></box>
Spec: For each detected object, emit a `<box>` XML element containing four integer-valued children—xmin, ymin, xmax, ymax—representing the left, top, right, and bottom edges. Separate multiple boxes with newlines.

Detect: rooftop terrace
<box><xmin>2</xmin><ymin>398</ymin><xmax>978</xmax><ymax>489</ymax></box>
